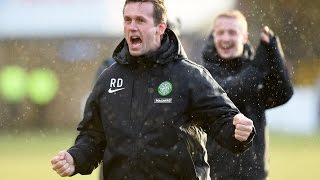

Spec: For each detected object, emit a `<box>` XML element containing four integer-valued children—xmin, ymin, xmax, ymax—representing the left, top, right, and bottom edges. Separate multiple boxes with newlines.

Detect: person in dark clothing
<box><xmin>51</xmin><ymin>1</ymin><xmax>255</xmax><ymax>179</ymax></box>
<box><xmin>95</xmin><ymin>16</ymin><xmax>183</xmax><ymax>180</ymax></box>
<box><xmin>202</xmin><ymin>10</ymin><xmax>293</xmax><ymax>180</ymax></box>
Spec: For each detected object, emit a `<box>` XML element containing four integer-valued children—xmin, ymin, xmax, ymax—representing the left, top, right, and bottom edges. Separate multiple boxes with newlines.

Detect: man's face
<box><xmin>123</xmin><ymin>2</ymin><xmax>166</xmax><ymax>57</ymax></box>
<box><xmin>213</xmin><ymin>17</ymin><xmax>248</xmax><ymax>60</ymax></box>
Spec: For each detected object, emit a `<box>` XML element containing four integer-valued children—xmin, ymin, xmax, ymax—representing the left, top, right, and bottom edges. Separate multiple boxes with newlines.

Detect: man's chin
<box><xmin>220</xmin><ymin>54</ymin><xmax>233</xmax><ymax>60</ymax></box>
<box><xmin>129</xmin><ymin>50</ymin><xmax>142</xmax><ymax>57</ymax></box>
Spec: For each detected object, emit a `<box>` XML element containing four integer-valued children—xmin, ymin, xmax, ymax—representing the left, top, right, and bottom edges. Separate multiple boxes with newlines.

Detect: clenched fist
<box><xmin>51</xmin><ymin>150</ymin><xmax>75</xmax><ymax>177</ymax></box>
<box><xmin>233</xmin><ymin>114</ymin><xmax>254</xmax><ymax>142</ymax></box>
<box><xmin>260</xmin><ymin>26</ymin><xmax>274</xmax><ymax>44</ymax></box>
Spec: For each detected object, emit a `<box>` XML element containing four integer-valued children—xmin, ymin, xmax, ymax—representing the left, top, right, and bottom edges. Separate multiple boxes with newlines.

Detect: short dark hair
<box><xmin>123</xmin><ymin>0</ymin><xmax>167</xmax><ymax>25</ymax></box>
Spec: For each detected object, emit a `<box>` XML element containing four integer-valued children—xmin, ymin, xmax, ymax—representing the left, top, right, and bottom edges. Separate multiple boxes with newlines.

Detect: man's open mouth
<box><xmin>221</xmin><ymin>43</ymin><xmax>233</xmax><ymax>50</ymax></box>
<box><xmin>130</xmin><ymin>36</ymin><xmax>142</xmax><ymax>47</ymax></box>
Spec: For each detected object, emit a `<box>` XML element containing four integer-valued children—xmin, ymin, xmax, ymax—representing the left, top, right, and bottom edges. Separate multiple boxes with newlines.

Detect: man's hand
<box><xmin>51</xmin><ymin>150</ymin><xmax>75</xmax><ymax>177</ymax></box>
<box><xmin>260</xmin><ymin>26</ymin><xmax>274</xmax><ymax>44</ymax></box>
<box><xmin>233</xmin><ymin>114</ymin><xmax>254</xmax><ymax>142</ymax></box>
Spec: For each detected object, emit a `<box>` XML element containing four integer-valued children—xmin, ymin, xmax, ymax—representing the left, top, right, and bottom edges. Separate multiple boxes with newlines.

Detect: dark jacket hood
<box><xmin>112</xmin><ymin>28</ymin><xmax>188</xmax><ymax>65</ymax></box>
<box><xmin>202</xmin><ymin>33</ymin><xmax>254</xmax><ymax>68</ymax></box>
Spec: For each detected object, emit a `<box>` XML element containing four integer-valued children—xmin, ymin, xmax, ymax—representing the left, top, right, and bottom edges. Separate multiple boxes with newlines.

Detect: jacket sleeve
<box><xmin>254</xmin><ymin>35</ymin><xmax>294</xmax><ymax>109</ymax></box>
<box><xmin>67</xmin><ymin>84</ymin><xmax>106</xmax><ymax>175</ymax></box>
<box><xmin>189</xmin><ymin>68</ymin><xmax>255</xmax><ymax>153</ymax></box>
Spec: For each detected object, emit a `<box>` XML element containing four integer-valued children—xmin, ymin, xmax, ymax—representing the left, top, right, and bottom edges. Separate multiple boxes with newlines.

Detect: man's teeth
<box><xmin>222</xmin><ymin>44</ymin><xmax>231</xmax><ymax>48</ymax></box>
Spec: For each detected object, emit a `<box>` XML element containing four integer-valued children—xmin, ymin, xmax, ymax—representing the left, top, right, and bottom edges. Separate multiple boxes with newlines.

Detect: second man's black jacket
<box><xmin>202</xmin><ymin>34</ymin><xmax>293</xmax><ymax>179</ymax></box>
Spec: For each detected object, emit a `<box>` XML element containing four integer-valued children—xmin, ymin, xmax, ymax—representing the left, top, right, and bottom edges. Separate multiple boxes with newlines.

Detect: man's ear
<box><xmin>157</xmin><ymin>22</ymin><xmax>167</xmax><ymax>35</ymax></box>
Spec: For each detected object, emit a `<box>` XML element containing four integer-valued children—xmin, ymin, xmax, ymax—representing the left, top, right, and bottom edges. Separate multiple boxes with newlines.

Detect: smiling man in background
<box><xmin>202</xmin><ymin>10</ymin><xmax>293</xmax><ymax>180</ymax></box>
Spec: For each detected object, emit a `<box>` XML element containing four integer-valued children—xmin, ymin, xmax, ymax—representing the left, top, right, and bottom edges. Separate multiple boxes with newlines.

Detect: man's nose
<box><xmin>221</xmin><ymin>33</ymin><xmax>231</xmax><ymax>41</ymax></box>
<box><xmin>128</xmin><ymin>21</ymin><xmax>138</xmax><ymax>31</ymax></box>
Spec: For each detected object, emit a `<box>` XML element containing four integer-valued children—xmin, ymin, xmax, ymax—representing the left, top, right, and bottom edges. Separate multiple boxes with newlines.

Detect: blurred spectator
<box><xmin>202</xmin><ymin>10</ymin><xmax>293</xmax><ymax>179</ymax></box>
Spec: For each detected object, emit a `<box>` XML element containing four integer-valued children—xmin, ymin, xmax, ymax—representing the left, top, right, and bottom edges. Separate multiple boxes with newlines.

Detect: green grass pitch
<box><xmin>0</xmin><ymin>130</ymin><xmax>319</xmax><ymax>180</ymax></box>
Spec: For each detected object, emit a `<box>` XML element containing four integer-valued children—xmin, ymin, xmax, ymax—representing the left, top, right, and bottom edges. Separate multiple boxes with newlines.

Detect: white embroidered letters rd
<box><xmin>108</xmin><ymin>78</ymin><xmax>125</xmax><ymax>93</ymax></box>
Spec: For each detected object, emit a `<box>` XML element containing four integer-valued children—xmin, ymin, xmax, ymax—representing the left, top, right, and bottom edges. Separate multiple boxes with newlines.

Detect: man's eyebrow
<box><xmin>124</xmin><ymin>14</ymin><xmax>145</xmax><ymax>19</ymax></box>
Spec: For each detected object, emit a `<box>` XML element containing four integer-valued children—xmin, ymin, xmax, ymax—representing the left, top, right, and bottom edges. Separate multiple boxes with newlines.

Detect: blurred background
<box><xmin>0</xmin><ymin>0</ymin><xmax>319</xmax><ymax>179</ymax></box>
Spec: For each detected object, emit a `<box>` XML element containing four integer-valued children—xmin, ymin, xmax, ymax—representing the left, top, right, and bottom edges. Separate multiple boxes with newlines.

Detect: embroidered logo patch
<box><xmin>157</xmin><ymin>81</ymin><xmax>172</xmax><ymax>96</ymax></box>
<box><xmin>108</xmin><ymin>78</ymin><xmax>125</xmax><ymax>94</ymax></box>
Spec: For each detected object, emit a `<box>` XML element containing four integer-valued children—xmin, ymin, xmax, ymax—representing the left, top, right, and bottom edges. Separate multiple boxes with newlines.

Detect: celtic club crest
<box><xmin>157</xmin><ymin>81</ymin><xmax>173</xmax><ymax>96</ymax></box>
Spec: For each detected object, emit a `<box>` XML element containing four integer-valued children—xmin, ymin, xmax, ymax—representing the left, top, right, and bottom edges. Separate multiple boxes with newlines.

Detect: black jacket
<box><xmin>202</xmin><ymin>34</ymin><xmax>293</xmax><ymax>179</ymax></box>
<box><xmin>68</xmin><ymin>29</ymin><xmax>254</xmax><ymax>180</ymax></box>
